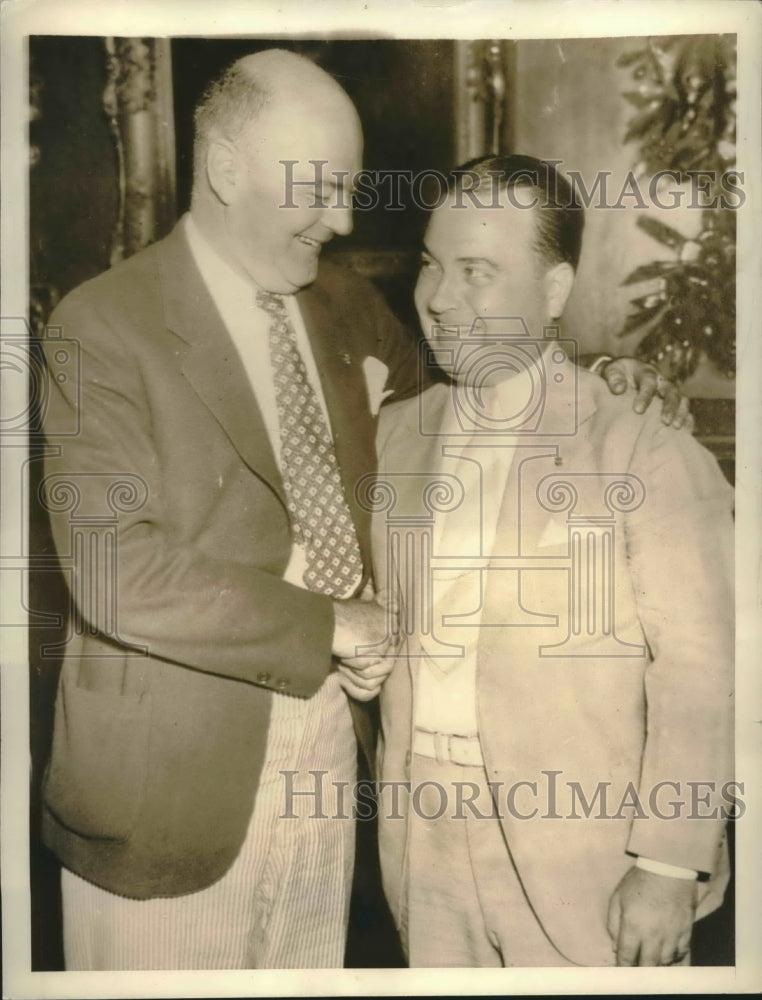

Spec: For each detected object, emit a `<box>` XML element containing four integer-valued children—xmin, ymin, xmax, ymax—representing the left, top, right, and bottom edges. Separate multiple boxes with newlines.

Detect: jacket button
<box><xmin>276</xmin><ymin>678</ymin><xmax>290</xmax><ymax>689</ymax></box>
<box><xmin>256</xmin><ymin>672</ymin><xmax>271</xmax><ymax>684</ymax></box>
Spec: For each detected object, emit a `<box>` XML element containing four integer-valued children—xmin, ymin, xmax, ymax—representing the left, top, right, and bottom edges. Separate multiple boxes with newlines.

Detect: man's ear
<box><xmin>206</xmin><ymin>138</ymin><xmax>240</xmax><ymax>206</ymax></box>
<box><xmin>544</xmin><ymin>262</ymin><xmax>575</xmax><ymax>320</ymax></box>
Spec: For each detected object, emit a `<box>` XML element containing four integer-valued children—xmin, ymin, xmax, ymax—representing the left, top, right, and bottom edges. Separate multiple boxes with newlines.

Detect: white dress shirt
<box><xmin>415</xmin><ymin>368</ymin><xmax>530</xmax><ymax>735</ymax></box>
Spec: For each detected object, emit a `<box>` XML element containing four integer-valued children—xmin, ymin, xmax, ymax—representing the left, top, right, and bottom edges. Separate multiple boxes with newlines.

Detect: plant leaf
<box><xmin>622</xmin><ymin>90</ymin><xmax>657</xmax><ymax>108</ymax></box>
<box><xmin>621</xmin><ymin>262</ymin><xmax>672</xmax><ymax>285</ymax></box>
<box><xmin>619</xmin><ymin>302</ymin><xmax>665</xmax><ymax>334</ymax></box>
<box><xmin>636</xmin><ymin>216</ymin><xmax>686</xmax><ymax>248</ymax></box>
<box><xmin>616</xmin><ymin>49</ymin><xmax>647</xmax><ymax>68</ymax></box>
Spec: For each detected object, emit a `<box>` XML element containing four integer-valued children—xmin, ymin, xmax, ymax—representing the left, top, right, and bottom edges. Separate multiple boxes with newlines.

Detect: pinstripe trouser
<box><xmin>61</xmin><ymin>673</ymin><xmax>357</xmax><ymax>969</ymax></box>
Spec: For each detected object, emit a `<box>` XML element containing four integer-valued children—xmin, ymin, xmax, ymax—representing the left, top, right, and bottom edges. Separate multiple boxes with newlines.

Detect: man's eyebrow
<box><xmin>419</xmin><ymin>246</ymin><xmax>498</xmax><ymax>268</ymax></box>
<box><xmin>420</xmin><ymin>242</ymin><xmax>436</xmax><ymax>258</ymax></box>
<box><xmin>457</xmin><ymin>255</ymin><xmax>499</xmax><ymax>268</ymax></box>
<box><xmin>311</xmin><ymin>177</ymin><xmax>341</xmax><ymax>190</ymax></box>
<box><xmin>320</xmin><ymin>176</ymin><xmax>359</xmax><ymax>197</ymax></box>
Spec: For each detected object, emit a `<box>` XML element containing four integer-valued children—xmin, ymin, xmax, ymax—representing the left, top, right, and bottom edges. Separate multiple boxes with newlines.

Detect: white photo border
<box><xmin>2</xmin><ymin>1</ymin><xmax>760</xmax><ymax>996</ymax></box>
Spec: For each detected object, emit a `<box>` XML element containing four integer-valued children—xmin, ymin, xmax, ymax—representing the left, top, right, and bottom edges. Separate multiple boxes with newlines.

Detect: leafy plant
<box><xmin>617</xmin><ymin>35</ymin><xmax>736</xmax><ymax>381</ymax></box>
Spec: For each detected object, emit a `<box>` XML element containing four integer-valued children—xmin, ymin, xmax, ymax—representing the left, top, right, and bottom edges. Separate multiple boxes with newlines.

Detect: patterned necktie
<box><xmin>257</xmin><ymin>289</ymin><xmax>363</xmax><ymax>597</ymax></box>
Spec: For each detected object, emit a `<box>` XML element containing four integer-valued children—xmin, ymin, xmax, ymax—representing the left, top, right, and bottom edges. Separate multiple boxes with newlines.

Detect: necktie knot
<box><xmin>255</xmin><ymin>289</ymin><xmax>286</xmax><ymax>318</ymax></box>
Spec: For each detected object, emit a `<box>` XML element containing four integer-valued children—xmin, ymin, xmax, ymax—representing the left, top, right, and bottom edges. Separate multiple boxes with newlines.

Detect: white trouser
<box><xmin>62</xmin><ymin>673</ymin><xmax>357</xmax><ymax>970</ymax></box>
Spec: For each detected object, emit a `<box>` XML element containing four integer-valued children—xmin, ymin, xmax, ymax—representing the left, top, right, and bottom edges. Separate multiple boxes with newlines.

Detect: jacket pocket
<box><xmin>43</xmin><ymin>682</ymin><xmax>152</xmax><ymax>841</ymax></box>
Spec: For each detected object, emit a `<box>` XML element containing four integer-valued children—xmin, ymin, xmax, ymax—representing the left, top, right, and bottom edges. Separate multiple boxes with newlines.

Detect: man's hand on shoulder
<box><xmin>607</xmin><ymin>865</ymin><xmax>697</xmax><ymax>966</ymax></box>
<box><xmin>594</xmin><ymin>356</ymin><xmax>691</xmax><ymax>429</ymax></box>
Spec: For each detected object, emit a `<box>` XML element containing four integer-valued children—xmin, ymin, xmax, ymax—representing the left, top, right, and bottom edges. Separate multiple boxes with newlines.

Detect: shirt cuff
<box><xmin>635</xmin><ymin>856</ymin><xmax>698</xmax><ymax>880</ymax></box>
<box><xmin>588</xmin><ymin>354</ymin><xmax>614</xmax><ymax>375</ymax></box>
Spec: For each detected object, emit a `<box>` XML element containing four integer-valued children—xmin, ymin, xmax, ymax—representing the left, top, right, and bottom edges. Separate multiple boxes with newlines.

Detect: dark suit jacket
<box><xmin>40</xmin><ymin>219</ymin><xmax>419</xmax><ymax>899</ymax></box>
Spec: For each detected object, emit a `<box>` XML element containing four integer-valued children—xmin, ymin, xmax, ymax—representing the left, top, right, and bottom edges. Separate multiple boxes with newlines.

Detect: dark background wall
<box><xmin>29</xmin><ymin>35</ymin><xmax>118</xmax><ymax>974</ymax></box>
<box><xmin>30</xmin><ymin>37</ymin><xmax>117</xmax><ymax>299</ymax></box>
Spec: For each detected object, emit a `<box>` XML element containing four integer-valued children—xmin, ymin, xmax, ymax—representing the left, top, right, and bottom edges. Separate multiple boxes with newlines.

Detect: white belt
<box><xmin>412</xmin><ymin>727</ymin><xmax>484</xmax><ymax>767</ymax></box>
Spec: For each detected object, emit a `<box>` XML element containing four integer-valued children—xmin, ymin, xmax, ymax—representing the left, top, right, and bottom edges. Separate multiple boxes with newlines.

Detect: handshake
<box><xmin>332</xmin><ymin>592</ymin><xmax>400</xmax><ymax>701</ymax></box>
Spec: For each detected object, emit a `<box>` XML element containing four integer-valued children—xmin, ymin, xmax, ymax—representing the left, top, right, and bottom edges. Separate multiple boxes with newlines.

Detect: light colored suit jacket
<box><xmin>40</xmin><ymin>219</ymin><xmax>419</xmax><ymax>899</ymax></box>
<box><xmin>374</xmin><ymin>357</ymin><xmax>734</xmax><ymax>966</ymax></box>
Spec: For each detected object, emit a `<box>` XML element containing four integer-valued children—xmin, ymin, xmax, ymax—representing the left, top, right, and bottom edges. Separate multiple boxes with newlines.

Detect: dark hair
<box><xmin>192</xmin><ymin>61</ymin><xmax>272</xmax><ymax>184</ymax></box>
<box><xmin>447</xmin><ymin>154</ymin><xmax>584</xmax><ymax>271</ymax></box>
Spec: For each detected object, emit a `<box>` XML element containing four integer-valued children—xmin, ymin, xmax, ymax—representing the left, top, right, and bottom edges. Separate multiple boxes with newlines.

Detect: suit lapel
<box><xmin>375</xmin><ymin>386</ymin><xmax>452</xmax><ymax>675</ymax></box>
<box><xmin>158</xmin><ymin>223</ymin><xmax>286</xmax><ymax>509</ymax></box>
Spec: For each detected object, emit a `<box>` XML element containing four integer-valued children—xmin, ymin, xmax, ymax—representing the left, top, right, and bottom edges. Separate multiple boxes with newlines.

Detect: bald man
<box><xmin>40</xmin><ymin>49</ymin><xmax>411</xmax><ymax>970</ymax></box>
<box><xmin>39</xmin><ymin>50</ymin><xmax>683</xmax><ymax>970</ymax></box>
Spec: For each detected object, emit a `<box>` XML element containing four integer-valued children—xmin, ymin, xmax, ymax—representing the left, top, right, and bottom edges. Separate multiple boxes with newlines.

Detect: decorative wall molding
<box><xmin>29</xmin><ymin>52</ymin><xmax>59</xmax><ymax>336</ymax></box>
<box><xmin>454</xmin><ymin>40</ymin><xmax>514</xmax><ymax>164</ymax></box>
<box><xmin>103</xmin><ymin>38</ymin><xmax>176</xmax><ymax>264</ymax></box>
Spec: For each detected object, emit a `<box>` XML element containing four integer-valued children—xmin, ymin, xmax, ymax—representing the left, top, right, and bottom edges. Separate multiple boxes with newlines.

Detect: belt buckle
<box><xmin>432</xmin><ymin>731</ymin><xmax>451</xmax><ymax>764</ymax></box>
<box><xmin>449</xmin><ymin>733</ymin><xmax>466</xmax><ymax>766</ymax></box>
<box><xmin>451</xmin><ymin>733</ymin><xmax>477</xmax><ymax>766</ymax></box>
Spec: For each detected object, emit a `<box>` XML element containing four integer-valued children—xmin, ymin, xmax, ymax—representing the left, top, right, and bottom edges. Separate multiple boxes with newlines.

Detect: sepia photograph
<box><xmin>1</xmin><ymin>1</ymin><xmax>760</xmax><ymax>996</ymax></box>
